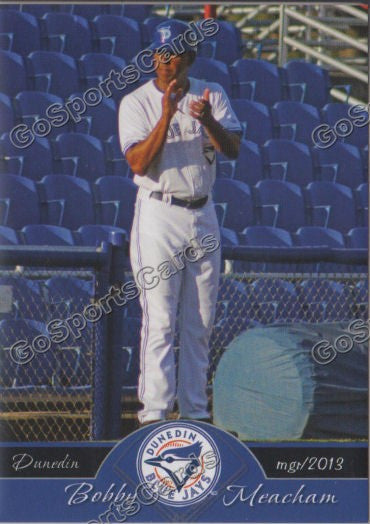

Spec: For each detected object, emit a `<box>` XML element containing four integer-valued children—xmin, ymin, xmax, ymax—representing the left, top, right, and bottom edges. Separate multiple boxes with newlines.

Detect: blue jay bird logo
<box><xmin>144</xmin><ymin>441</ymin><xmax>203</xmax><ymax>492</ymax></box>
<box><xmin>137</xmin><ymin>422</ymin><xmax>221</xmax><ymax>507</ymax></box>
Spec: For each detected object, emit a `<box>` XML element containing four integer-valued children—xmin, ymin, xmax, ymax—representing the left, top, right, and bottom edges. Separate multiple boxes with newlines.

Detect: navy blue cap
<box><xmin>149</xmin><ymin>19</ymin><xmax>198</xmax><ymax>54</ymax></box>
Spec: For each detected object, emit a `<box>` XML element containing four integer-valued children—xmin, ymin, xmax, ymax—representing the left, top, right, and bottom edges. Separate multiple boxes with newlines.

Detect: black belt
<box><xmin>150</xmin><ymin>192</ymin><xmax>208</xmax><ymax>209</ymax></box>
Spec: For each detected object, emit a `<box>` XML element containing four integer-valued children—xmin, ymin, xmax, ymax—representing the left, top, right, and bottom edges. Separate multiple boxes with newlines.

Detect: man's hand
<box><xmin>162</xmin><ymin>80</ymin><xmax>183</xmax><ymax>121</ymax></box>
<box><xmin>189</xmin><ymin>88</ymin><xmax>213</xmax><ymax>125</ymax></box>
<box><xmin>189</xmin><ymin>87</ymin><xmax>240</xmax><ymax>159</ymax></box>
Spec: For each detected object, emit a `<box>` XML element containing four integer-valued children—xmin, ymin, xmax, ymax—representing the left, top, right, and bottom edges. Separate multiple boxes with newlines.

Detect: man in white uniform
<box><xmin>119</xmin><ymin>19</ymin><xmax>241</xmax><ymax>425</ymax></box>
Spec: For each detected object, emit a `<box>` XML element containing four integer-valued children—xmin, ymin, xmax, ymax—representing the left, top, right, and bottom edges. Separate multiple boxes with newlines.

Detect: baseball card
<box><xmin>0</xmin><ymin>1</ymin><xmax>368</xmax><ymax>523</ymax></box>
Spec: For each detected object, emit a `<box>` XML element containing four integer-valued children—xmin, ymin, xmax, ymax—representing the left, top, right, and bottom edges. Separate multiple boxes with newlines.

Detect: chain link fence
<box><xmin>1</xmin><ymin>265</ymin><xmax>367</xmax><ymax>441</ymax></box>
<box><xmin>0</xmin><ymin>267</ymin><xmax>101</xmax><ymax>442</ymax></box>
<box><xmin>207</xmin><ymin>271</ymin><xmax>368</xmax><ymax>384</ymax></box>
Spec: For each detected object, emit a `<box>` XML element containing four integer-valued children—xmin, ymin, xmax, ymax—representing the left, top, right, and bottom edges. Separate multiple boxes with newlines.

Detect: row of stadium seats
<box><xmin>0</xmin><ymin>130</ymin><xmax>367</xmax><ymax>188</ymax></box>
<box><xmin>0</xmin><ymin>10</ymin><xmax>242</xmax><ymax>63</ymax></box>
<box><xmin>0</xmin><ymin>7</ymin><xmax>359</xmax><ymax>105</ymax></box>
<box><xmin>1</xmin><ymin>274</ymin><xmax>367</xmax><ymax>388</ymax></box>
<box><xmin>0</xmin><ymin>223</ymin><xmax>366</xmax><ymax>249</ymax></box>
<box><xmin>0</xmin><ymin>41</ymin><xmax>356</xmax><ymax>107</ymax></box>
<box><xmin>0</xmin><ymin>173</ymin><xmax>367</xmax><ymax>234</ymax></box>
<box><xmin>1</xmin><ymin>86</ymin><xmax>368</xmax><ymax>148</ymax></box>
<box><xmin>0</xmin><ymin>46</ymin><xmax>356</xmax><ymax>108</ymax></box>
<box><xmin>0</xmin><ymin>4</ymin><xmax>152</xmax><ymax>21</ymax></box>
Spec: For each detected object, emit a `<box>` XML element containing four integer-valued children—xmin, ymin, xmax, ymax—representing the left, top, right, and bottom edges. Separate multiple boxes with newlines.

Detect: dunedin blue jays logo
<box><xmin>137</xmin><ymin>422</ymin><xmax>221</xmax><ymax>506</ymax></box>
<box><xmin>158</xmin><ymin>26</ymin><xmax>171</xmax><ymax>43</ymax></box>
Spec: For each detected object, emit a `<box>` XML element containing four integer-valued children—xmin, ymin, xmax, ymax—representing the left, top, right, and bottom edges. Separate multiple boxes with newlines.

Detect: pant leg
<box><xmin>177</xmin><ymin>202</ymin><xmax>221</xmax><ymax>419</ymax></box>
<box><xmin>130</xmin><ymin>196</ymin><xmax>185</xmax><ymax>423</ymax></box>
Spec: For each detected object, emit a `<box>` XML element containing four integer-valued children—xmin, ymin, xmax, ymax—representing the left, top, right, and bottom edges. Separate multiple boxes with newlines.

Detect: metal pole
<box><xmin>285</xmin><ymin>6</ymin><xmax>368</xmax><ymax>53</ymax></box>
<box><xmin>91</xmin><ymin>242</ymin><xmax>112</xmax><ymax>440</ymax></box>
<box><xmin>283</xmin><ymin>36</ymin><xmax>368</xmax><ymax>83</ymax></box>
<box><xmin>105</xmin><ymin>233</ymin><xmax>127</xmax><ymax>439</ymax></box>
<box><xmin>278</xmin><ymin>4</ymin><xmax>287</xmax><ymax>66</ymax></box>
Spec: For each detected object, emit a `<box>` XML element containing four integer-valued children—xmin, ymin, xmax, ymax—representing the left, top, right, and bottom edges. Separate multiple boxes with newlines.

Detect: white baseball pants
<box><xmin>130</xmin><ymin>189</ymin><xmax>221</xmax><ymax>424</ymax></box>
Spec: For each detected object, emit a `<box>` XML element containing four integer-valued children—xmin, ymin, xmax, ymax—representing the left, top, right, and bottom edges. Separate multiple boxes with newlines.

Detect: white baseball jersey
<box><xmin>119</xmin><ymin>77</ymin><xmax>241</xmax><ymax>199</ymax></box>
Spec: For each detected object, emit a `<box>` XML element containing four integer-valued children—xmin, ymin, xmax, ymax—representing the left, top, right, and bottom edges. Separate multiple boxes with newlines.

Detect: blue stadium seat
<box><xmin>241</xmin><ymin>225</ymin><xmax>293</xmax><ymax>247</ymax></box>
<box><xmin>262</xmin><ymin>139</ymin><xmax>314</xmax><ymax>186</ymax></box>
<box><xmin>220</xmin><ymin>226</ymin><xmax>239</xmax><ymax>246</ymax></box>
<box><xmin>306</xmin><ymin>181</ymin><xmax>357</xmax><ymax>233</ymax></box>
<box><xmin>230</xmin><ymin>100</ymin><xmax>273</xmax><ymax>144</ymax></box>
<box><xmin>0</xmin><ymin>278</ymin><xmax>45</xmax><ymax>321</ymax></box>
<box><xmin>254</xmin><ymin>179</ymin><xmax>306</xmax><ymax>231</ymax></box>
<box><xmin>0</xmin><ymin>135</ymin><xmax>54</xmax><ymax>180</ymax></box>
<box><xmin>311</xmin><ymin>142</ymin><xmax>364</xmax><ymax>189</ymax></box>
<box><xmin>230</xmin><ymin>59</ymin><xmax>283</xmax><ymax>104</ymax></box>
<box><xmin>104</xmin><ymin>135</ymin><xmax>132</xmax><ymax>176</ymax></box>
<box><xmin>71</xmin><ymin>94</ymin><xmax>117</xmax><ymax>140</ymax></box>
<box><xmin>213</xmin><ymin>178</ymin><xmax>254</xmax><ymax>231</ymax></box>
<box><xmin>215</xmin><ymin>276</ymin><xmax>249</xmax><ymax>326</ymax></box>
<box><xmin>94</xmin><ymin>176</ymin><xmax>138</xmax><ymax>231</ymax></box>
<box><xmin>0</xmin><ymin>319</ymin><xmax>56</xmax><ymax>387</ymax></box>
<box><xmin>0</xmin><ymin>10</ymin><xmax>41</xmax><ymax>55</ymax></box>
<box><xmin>141</xmin><ymin>16</ymin><xmax>170</xmax><ymax>46</ymax></box>
<box><xmin>354</xmin><ymin>182</ymin><xmax>368</xmax><ymax>209</ymax></box>
<box><xmin>21</xmin><ymin>224</ymin><xmax>75</xmax><ymax>245</ymax></box>
<box><xmin>53</xmin><ymin>133</ymin><xmax>106</xmax><ymax>181</ymax></box>
<box><xmin>322</xmin><ymin>103</ymin><xmax>368</xmax><ymax>148</ymax></box>
<box><xmin>272</xmin><ymin>101</ymin><xmax>321</xmax><ymax>143</ymax></box>
<box><xmin>0</xmin><ymin>174</ymin><xmax>40</xmax><ymax>228</ymax></box>
<box><xmin>249</xmin><ymin>277</ymin><xmax>298</xmax><ymax>322</ymax></box>
<box><xmin>294</xmin><ymin>225</ymin><xmax>345</xmax><ymax>272</ymax></box>
<box><xmin>189</xmin><ymin>57</ymin><xmax>232</xmax><ymax>97</ymax></box>
<box><xmin>77</xmin><ymin>224</ymin><xmax>127</xmax><ymax>246</ymax></box>
<box><xmin>354</xmin><ymin>183</ymin><xmax>368</xmax><ymax>226</ymax></box>
<box><xmin>346</xmin><ymin>227</ymin><xmax>368</xmax><ymax>249</ymax></box>
<box><xmin>14</xmin><ymin>91</ymin><xmax>66</xmax><ymax>139</ymax></box>
<box><xmin>39</xmin><ymin>174</ymin><xmax>95</xmax><ymax>229</ymax></box>
<box><xmin>0</xmin><ymin>92</ymin><xmax>14</xmax><ymax>136</ymax></box>
<box><xmin>27</xmin><ymin>51</ymin><xmax>80</xmax><ymax>97</ymax></box>
<box><xmin>44</xmin><ymin>276</ymin><xmax>93</xmax><ymax>318</ymax></box>
<box><xmin>298</xmin><ymin>279</ymin><xmax>352</xmax><ymax>322</ymax></box>
<box><xmin>238</xmin><ymin>225</ymin><xmax>293</xmax><ymax>273</ymax></box>
<box><xmin>0</xmin><ymin>50</ymin><xmax>28</xmax><ymax>96</ymax></box>
<box><xmin>0</xmin><ymin>225</ymin><xmax>18</xmax><ymax>244</ymax></box>
<box><xmin>40</xmin><ymin>13</ymin><xmax>93</xmax><ymax>58</ymax></box>
<box><xmin>197</xmin><ymin>20</ymin><xmax>242</xmax><ymax>64</ymax></box>
<box><xmin>92</xmin><ymin>15</ymin><xmax>142</xmax><ymax>61</ymax></box>
<box><xmin>79</xmin><ymin>52</ymin><xmax>127</xmax><ymax>90</ymax></box>
<box><xmin>217</xmin><ymin>139</ymin><xmax>263</xmax><ymax>186</ymax></box>
<box><xmin>42</xmin><ymin>277</ymin><xmax>94</xmax><ymax>386</ymax></box>
<box><xmin>284</xmin><ymin>60</ymin><xmax>330</xmax><ymax>107</ymax></box>
<box><xmin>295</xmin><ymin>226</ymin><xmax>345</xmax><ymax>247</ymax></box>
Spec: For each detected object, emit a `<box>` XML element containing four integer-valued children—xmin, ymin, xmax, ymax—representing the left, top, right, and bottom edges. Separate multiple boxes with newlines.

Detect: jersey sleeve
<box><xmin>118</xmin><ymin>94</ymin><xmax>150</xmax><ymax>156</ymax></box>
<box><xmin>212</xmin><ymin>86</ymin><xmax>242</xmax><ymax>135</ymax></box>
